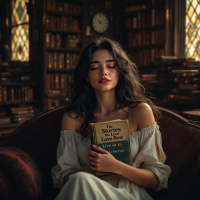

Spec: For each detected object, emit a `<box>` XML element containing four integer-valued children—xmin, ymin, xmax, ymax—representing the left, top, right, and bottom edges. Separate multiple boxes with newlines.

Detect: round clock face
<box><xmin>92</xmin><ymin>13</ymin><xmax>109</xmax><ymax>34</ymax></box>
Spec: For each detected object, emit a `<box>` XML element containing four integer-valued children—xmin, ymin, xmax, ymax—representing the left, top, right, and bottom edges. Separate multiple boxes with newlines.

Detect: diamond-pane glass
<box><xmin>11</xmin><ymin>25</ymin><xmax>29</xmax><ymax>61</ymax></box>
<box><xmin>185</xmin><ymin>0</ymin><xmax>200</xmax><ymax>60</ymax></box>
<box><xmin>12</xmin><ymin>0</ymin><xmax>29</xmax><ymax>26</ymax></box>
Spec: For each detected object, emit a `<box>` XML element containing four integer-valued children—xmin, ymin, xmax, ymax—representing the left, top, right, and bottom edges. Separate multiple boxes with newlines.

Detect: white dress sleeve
<box><xmin>51</xmin><ymin>130</ymin><xmax>83</xmax><ymax>189</ymax></box>
<box><xmin>134</xmin><ymin>122</ymin><xmax>171</xmax><ymax>191</ymax></box>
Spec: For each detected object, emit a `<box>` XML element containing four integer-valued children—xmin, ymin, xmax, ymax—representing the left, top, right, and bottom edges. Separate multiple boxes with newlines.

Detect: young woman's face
<box><xmin>87</xmin><ymin>49</ymin><xmax>119</xmax><ymax>92</ymax></box>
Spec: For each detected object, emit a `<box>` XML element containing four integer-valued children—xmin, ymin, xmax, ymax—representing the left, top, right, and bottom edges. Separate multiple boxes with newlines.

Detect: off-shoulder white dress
<box><xmin>51</xmin><ymin>122</ymin><xmax>171</xmax><ymax>200</ymax></box>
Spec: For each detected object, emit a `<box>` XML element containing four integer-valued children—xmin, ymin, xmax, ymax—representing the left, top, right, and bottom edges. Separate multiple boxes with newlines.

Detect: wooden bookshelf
<box><xmin>46</xmin><ymin>47</ymin><xmax>81</xmax><ymax>51</ymax></box>
<box><xmin>41</xmin><ymin>0</ymin><xmax>83</xmax><ymax>110</ymax></box>
<box><xmin>124</xmin><ymin>0</ymin><xmax>167</xmax><ymax>73</ymax></box>
<box><xmin>0</xmin><ymin>61</ymin><xmax>39</xmax><ymax>135</ymax></box>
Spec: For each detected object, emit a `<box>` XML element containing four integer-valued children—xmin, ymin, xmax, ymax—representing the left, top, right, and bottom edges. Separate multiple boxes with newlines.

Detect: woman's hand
<box><xmin>88</xmin><ymin>144</ymin><xmax>118</xmax><ymax>173</ymax></box>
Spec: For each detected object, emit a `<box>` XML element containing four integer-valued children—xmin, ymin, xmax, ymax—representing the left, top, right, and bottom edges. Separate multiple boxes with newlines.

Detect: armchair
<box><xmin>0</xmin><ymin>106</ymin><xmax>200</xmax><ymax>200</ymax></box>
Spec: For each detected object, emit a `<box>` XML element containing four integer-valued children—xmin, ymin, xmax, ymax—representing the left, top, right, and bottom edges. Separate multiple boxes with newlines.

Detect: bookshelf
<box><xmin>0</xmin><ymin>61</ymin><xmax>39</xmax><ymax>136</ymax></box>
<box><xmin>124</xmin><ymin>0</ymin><xmax>167</xmax><ymax>74</ymax></box>
<box><xmin>41</xmin><ymin>0</ymin><xmax>84</xmax><ymax>110</ymax></box>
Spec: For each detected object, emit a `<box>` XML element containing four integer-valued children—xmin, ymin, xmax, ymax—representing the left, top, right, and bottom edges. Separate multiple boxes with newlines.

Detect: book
<box><xmin>171</xmin><ymin>78</ymin><xmax>200</xmax><ymax>84</ymax></box>
<box><xmin>170</xmin><ymin>88</ymin><xmax>200</xmax><ymax>96</ymax></box>
<box><xmin>11</xmin><ymin>109</ymin><xmax>35</xmax><ymax>115</ymax></box>
<box><xmin>0</xmin><ymin>128</ymin><xmax>16</xmax><ymax>135</ymax></box>
<box><xmin>89</xmin><ymin>119</ymin><xmax>132</xmax><ymax>176</ymax></box>
<box><xmin>179</xmin><ymin>84</ymin><xmax>200</xmax><ymax>90</ymax></box>
<box><xmin>0</xmin><ymin>117</ymin><xmax>11</xmax><ymax>125</ymax></box>
<box><xmin>125</xmin><ymin>4</ymin><xmax>146</xmax><ymax>13</ymax></box>
<box><xmin>10</xmin><ymin>106</ymin><xmax>33</xmax><ymax>112</ymax></box>
<box><xmin>171</xmin><ymin>69</ymin><xmax>199</xmax><ymax>73</ymax></box>
<box><xmin>12</xmin><ymin>117</ymin><xmax>32</xmax><ymax>123</ymax></box>
<box><xmin>168</xmin><ymin>94</ymin><xmax>194</xmax><ymax>101</ymax></box>
<box><xmin>12</xmin><ymin>113</ymin><xmax>35</xmax><ymax>118</ymax></box>
<box><xmin>174</xmin><ymin>72</ymin><xmax>200</xmax><ymax>78</ymax></box>
<box><xmin>182</xmin><ymin>110</ymin><xmax>200</xmax><ymax>121</ymax></box>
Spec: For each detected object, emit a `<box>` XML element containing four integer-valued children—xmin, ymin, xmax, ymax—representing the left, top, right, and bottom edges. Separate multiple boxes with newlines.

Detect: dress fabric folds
<box><xmin>51</xmin><ymin>122</ymin><xmax>171</xmax><ymax>200</ymax></box>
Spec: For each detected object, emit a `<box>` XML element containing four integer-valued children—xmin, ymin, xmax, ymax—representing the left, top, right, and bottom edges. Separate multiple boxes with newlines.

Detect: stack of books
<box><xmin>150</xmin><ymin>56</ymin><xmax>200</xmax><ymax>108</ymax></box>
<box><xmin>10</xmin><ymin>106</ymin><xmax>38</xmax><ymax>124</ymax></box>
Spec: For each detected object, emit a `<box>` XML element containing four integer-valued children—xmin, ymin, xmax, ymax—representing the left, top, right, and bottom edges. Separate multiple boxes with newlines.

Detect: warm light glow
<box><xmin>185</xmin><ymin>0</ymin><xmax>200</xmax><ymax>60</ymax></box>
<box><xmin>11</xmin><ymin>0</ymin><xmax>29</xmax><ymax>61</ymax></box>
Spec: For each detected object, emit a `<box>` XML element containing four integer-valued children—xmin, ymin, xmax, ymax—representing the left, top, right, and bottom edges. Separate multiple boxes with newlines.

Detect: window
<box><xmin>185</xmin><ymin>0</ymin><xmax>200</xmax><ymax>60</ymax></box>
<box><xmin>11</xmin><ymin>0</ymin><xmax>29</xmax><ymax>61</ymax></box>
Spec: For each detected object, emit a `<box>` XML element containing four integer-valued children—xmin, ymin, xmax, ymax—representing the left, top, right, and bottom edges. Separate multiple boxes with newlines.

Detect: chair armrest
<box><xmin>0</xmin><ymin>147</ymin><xmax>42</xmax><ymax>200</ymax></box>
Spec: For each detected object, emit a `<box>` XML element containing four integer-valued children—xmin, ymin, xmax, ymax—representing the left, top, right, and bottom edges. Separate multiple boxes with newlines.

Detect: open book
<box><xmin>89</xmin><ymin>119</ymin><xmax>132</xmax><ymax>176</ymax></box>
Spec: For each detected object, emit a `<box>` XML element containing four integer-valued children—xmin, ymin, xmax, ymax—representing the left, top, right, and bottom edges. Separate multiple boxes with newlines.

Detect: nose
<box><xmin>100</xmin><ymin>66</ymin><xmax>108</xmax><ymax>76</ymax></box>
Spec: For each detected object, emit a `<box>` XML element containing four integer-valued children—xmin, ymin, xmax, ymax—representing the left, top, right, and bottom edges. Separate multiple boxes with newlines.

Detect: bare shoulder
<box><xmin>61</xmin><ymin>110</ymin><xmax>82</xmax><ymax>132</ymax></box>
<box><xmin>130</xmin><ymin>102</ymin><xmax>155</xmax><ymax>131</ymax></box>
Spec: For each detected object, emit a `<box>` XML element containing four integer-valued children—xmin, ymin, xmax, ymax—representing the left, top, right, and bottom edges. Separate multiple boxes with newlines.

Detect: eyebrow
<box><xmin>90</xmin><ymin>60</ymin><xmax>115</xmax><ymax>65</ymax></box>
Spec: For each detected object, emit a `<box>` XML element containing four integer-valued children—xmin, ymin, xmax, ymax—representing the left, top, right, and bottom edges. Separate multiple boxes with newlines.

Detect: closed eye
<box><xmin>90</xmin><ymin>67</ymin><xmax>99</xmax><ymax>70</ymax></box>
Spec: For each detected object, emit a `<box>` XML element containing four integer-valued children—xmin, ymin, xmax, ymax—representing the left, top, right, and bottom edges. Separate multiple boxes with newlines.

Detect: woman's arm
<box><xmin>90</xmin><ymin>145</ymin><xmax>159</xmax><ymax>189</ymax></box>
<box><xmin>114</xmin><ymin>160</ymin><xmax>159</xmax><ymax>188</ymax></box>
<box><xmin>61</xmin><ymin>111</ymin><xmax>79</xmax><ymax>187</ymax></box>
<box><xmin>89</xmin><ymin>103</ymin><xmax>159</xmax><ymax>189</ymax></box>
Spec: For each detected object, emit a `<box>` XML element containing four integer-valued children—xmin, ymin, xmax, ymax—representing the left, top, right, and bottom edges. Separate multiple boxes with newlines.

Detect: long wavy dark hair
<box><xmin>65</xmin><ymin>37</ymin><xmax>161</xmax><ymax>138</ymax></box>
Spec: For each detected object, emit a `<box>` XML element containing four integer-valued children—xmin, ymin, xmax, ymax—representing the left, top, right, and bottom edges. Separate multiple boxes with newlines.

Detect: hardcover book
<box><xmin>89</xmin><ymin>119</ymin><xmax>132</xmax><ymax>176</ymax></box>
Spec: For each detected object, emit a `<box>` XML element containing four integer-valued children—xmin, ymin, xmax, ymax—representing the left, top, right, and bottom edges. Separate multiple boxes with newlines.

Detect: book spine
<box><xmin>0</xmin><ymin>86</ymin><xmax>2</xmax><ymax>102</ymax></box>
<box><xmin>46</xmin><ymin>33</ymin><xmax>50</xmax><ymax>48</ymax></box>
<box><xmin>179</xmin><ymin>83</ymin><xmax>200</xmax><ymax>90</ymax></box>
<box><xmin>55</xmin><ymin>74</ymin><xmax>59</xmax><ymax>89</ymax></box>
<box><xmin>51</xmin><ymin>34</ymin><xmax>55</xmax><ymax>48</ymax></box>
<box><xmin>53</xmin><ymin>52</ymin><xmax>57</xmax><ymax>69</ymax></box>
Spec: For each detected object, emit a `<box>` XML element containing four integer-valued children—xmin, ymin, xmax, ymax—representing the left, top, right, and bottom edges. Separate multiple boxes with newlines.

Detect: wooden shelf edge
<box><xmin>127</xmin><ymin>25</ymin><xmax>165</xmax><ymax>32</ymax></box>
<box><xmin>46</xmin><ymin>11</ymin><xmax>81</xmax><ymax>16</ymax></box>
<box><xmin>0</xmin><ymin>123</ymin><xmax>21</xmax><ymax>129</ymax></box>
<box><xmin>46</xmin><ymin>29</ymin><xmax>82</xmax><ymax>33</ymax></box>
<box><xmin>46</xmin><ymin>47</ymin><xmax>81</xmax><ymax>51</ymax></box>
<box><xmin>0</xmin><ymin>100</ymin><xmax>36</xmax><ymax>105</ymax></box>
<box><xmin>0</xmin><ymin>82</ymin><xmax>36</xmax><ymax>86</ymax></box>
<box><xmin>46</xmin><ymin>69</ymin><xmax>75</xmax><ymax>72</ymax></box>
<box><xmin>128</xmin><ymin>44</ymin><xmax>165</xmax><ymax>50</ymax></box>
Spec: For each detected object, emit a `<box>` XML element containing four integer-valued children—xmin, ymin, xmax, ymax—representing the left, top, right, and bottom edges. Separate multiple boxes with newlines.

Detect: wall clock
<box><xmin>92</xmin><ymin>13</ymin><xmax>109</xmax><ymax>34</ymax></box>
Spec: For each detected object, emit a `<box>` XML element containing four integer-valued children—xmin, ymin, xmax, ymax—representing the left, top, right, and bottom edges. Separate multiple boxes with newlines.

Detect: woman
<box><xmin>51</xmin><ymin>37</ymin><xmax>171</xmax><ymax>200</ymax></box>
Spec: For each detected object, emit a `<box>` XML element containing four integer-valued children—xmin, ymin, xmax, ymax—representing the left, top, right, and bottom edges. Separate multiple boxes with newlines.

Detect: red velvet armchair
<box><xmin>0</xmin><ymin>106</ymin><xmax>200</xmax><ymax>200</ymax></box>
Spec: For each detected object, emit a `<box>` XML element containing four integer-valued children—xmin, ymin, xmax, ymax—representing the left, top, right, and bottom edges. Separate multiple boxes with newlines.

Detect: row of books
<box><xmin>46</xmin><ymin>15</ymin><xmax>80</xmax><ymax>31</ymax></box>
<box><xmin>0</xmin><ymin>86</ymin><xmax>33</xmax><ymax>102</ymax></box>
<box><xmin>46</xmin><ymin>52</ymin><xmax>78</xmax><ymax>70</ymax></box>
<box><xmin>0</xmin><ymin>106</ymin><xmax>38</xmax><ymax>125</ymax></box>
<box><xmin>47</xmin><ymin>0</ymin><xmax>81</xmax><ymax>13</ymax></box>
<box><xmin>46</xmin><ymin>33</ymin><xmax>81</xmax><ymax>48</ymax></box>
<box><xmin>134</xmin><ymin>48</ymin><xmax>165</xmax><ymax>66</ymax></box>
<box><xmin>128</xmin><ymin>30</ymin><xmax>165</xmax><ymax>47</ymax></box>
<box><xmin>126</xmin><ymin>9</ymin><xmax>165</xmax><ymax>29</ymax></box>
<box><xmin>46</xmin><ymin>73</ymin><xmax>72</xmax><ymax>89</ymax></box>
<box><xmin>0</xmin><ymin>73</ymin><xmax>31</xmax><ymax>82</ymax></box>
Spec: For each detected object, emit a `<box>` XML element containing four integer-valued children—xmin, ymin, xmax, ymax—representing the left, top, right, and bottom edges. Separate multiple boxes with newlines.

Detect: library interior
<box><xmin>1</xmin><ymin>1</ymin><xmax>200</xmax><ymax>200</ymax></box>
<box><xmin>0</xmin><ymin>0</ymin><xmax>200</xmax><ymax>135</ymax></box>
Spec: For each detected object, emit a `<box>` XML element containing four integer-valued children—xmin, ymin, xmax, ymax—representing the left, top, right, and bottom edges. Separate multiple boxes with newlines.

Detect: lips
<box><xmin>98</xmin><ymin>78</ymin><xmax>110</xmax><ymax>84</ymax></box>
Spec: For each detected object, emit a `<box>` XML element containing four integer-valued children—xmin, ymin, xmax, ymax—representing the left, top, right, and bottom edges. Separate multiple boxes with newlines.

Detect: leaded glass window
<box><xmin>11</xmin><ymin>0</ymin><xmax>29</xmax><ymax>61</ymax></box>
<box><xmin>185</xmin><ymin>0</ymin><xmax>200</xmax><ymax>60</ymax></box>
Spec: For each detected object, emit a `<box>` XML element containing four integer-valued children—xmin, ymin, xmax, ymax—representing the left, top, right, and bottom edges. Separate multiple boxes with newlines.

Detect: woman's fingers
<box><xmin>92</xmin><ymin>144</ymin><xmax>108</xmax><ymax>154</ymax></box>
<box><xmin>88</xmin><ymin>155</ymin><xmax>98</xmax><ymax>162</ymax></box>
